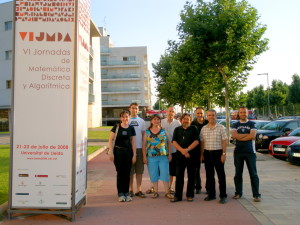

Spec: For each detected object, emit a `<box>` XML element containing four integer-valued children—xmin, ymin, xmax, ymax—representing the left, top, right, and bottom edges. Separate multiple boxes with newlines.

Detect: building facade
<box><xmin>99</xmin><ymin>27</ymin><xmax>151</xmax><ymax>125</ymax></box>
<box><xmin>0</xmin><ymin>2</ymin><xmax>13</xmax><ymax>129</ymax></box>
<box><xmin>0</xmin><ymin>1</ymin><xmax>102</xmax><ymax>129</ymax></box>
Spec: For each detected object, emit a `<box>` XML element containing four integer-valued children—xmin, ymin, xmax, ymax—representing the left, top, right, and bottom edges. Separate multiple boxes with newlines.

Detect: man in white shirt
<box><xmin>161</xmin><ymin>106</ymin><xmax>181</xmax><ymax>193</ymax></box>
<box><xmin>128</xmin><ymin>103</ymin><xmax>146</xmax><ymax>198</ymax></box>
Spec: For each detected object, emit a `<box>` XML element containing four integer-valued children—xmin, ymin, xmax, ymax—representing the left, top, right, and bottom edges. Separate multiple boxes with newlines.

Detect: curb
<box><xmin>0</xmin><ymin>145</ymin><xmax>108</xmax><ymax>217</ymax></box>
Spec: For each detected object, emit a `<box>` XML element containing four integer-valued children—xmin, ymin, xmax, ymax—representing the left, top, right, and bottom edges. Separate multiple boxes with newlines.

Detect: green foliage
<box><xmin>0</xmin><ymin>145</ymin><xmax>9</xmax><ymax>205</ymax></box>
<box><xmin>288</xmin><ymin>74</ymin><xmax>300</xmax><ymax>104</ymax></box>
<box><xmin>153</xmin><ymin>0</ymin><xmax>268</xmax><ymax>115</ymax></box>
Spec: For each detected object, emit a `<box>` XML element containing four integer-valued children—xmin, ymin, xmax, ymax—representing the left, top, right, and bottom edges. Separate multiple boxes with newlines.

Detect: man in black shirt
<box><xmin>191</xmin><ymin>107</ymin><xmax>208</xmax><ymax>194</ymax></box>
<box><xmin>170</xmin><ymin>113</ymin><xmax>199</xmax><ymax>202</ymax></box>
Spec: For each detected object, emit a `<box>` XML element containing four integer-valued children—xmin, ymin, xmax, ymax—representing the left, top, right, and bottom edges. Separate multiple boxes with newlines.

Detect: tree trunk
<box><xmin>221</xmin><ymin>71</ymin><xmax>230</xmax><ymax>144</ymax></box>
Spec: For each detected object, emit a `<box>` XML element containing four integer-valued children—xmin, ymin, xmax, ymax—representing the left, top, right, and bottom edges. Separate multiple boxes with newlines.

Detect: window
<box><xmin>4</xmin><ymin>21</ymin><xmax>12</xmax><ymax>31</ymax></box>
<box><xmin>6</xmin><ymin>80</ymin><xmax>12</xmax><ymax>89</ymax></box>
<box><xmin>5</xmin><ymin>50</ymin><xmax>12</xmax><ymax>60</ymax></box>
<box><xmin>123</xmin><ymin>56</ymin><xmax>136</xmax><ymax>61</ymax></box>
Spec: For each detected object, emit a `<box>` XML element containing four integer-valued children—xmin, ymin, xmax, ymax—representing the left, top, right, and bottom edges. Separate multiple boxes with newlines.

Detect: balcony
<box><xmin>100</xmin><ymin>48</ymin><xmax>110</xmax><ymax>54</ymax></box>
<box><xmin>102</xmin><ymin>87</ymin><xmax>142</xmax><ymax>93</ymax></box>
<box><xmin>102</xmin><ymin>100</ymin><xmax>142</xmax><ymax>106</ymax></box>
<box><xmin>101</xmin><ymin>60</ymin><xmax>141</xmax><ymax>67</ymax></box>
<box><xmin>101</xmin><ymin>74</ymin><xmax>141</xmax><ymax>80</ymax></box>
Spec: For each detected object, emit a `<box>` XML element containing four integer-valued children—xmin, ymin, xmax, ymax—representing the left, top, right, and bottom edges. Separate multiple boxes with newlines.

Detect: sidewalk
<box><xmin>1</xmin><ymin>143</ymin><xmax>300</xmax><ymax>225</ymax></box>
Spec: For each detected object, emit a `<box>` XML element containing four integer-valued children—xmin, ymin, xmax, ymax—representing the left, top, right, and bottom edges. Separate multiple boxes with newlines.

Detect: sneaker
<box><xmin>220</xmin><ymin>197</ymin><xmax>227</xmax><ymax>204</ymax></box>
<box><xmin>254</xmin><ymin>197</ymin><xmax>261</xmax><ymax>202</ymax></box>
<box><xmin>125</xmin><ymin>196</ymin><xmax>132</xmax><ymax>202</ymax></box>
<box><xmin>232</xmin><ymin>194</ymin><xmax>242</xmax><ymax>199</ymax></box>
<box><xmin>129</xmin><ymin>190</ymin><xmax>134</xmax><ymax>197</ymax></box>
<box><xmin>118</xmin><ymin>196</ymin><xmax>126</xmax><ymax>202</ymax></box>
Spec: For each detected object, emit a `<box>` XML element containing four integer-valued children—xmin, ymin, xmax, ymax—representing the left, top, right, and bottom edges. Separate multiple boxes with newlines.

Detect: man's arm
<box><xmin>231</xmin><ymin>129</ymin><xmax>256</xmax><ymax>141</ymax></box>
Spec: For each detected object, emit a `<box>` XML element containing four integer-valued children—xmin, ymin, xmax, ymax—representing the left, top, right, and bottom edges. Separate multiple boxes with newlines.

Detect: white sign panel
<box><xmin>74</xmin><ymin>0</ymin><xmax>90</xmax><ymax>204</ymax></box>
<box><xmin>12</xmin><ymin>0</ymin><xmax>76</xmax><ymax>208</ymax></box>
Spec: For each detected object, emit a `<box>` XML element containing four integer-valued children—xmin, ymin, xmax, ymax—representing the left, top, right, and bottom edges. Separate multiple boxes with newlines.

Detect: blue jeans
<box><xmin>234</xmin><ymin>152</ymin><xmax>261</xmax><ymax>198</ymax></box>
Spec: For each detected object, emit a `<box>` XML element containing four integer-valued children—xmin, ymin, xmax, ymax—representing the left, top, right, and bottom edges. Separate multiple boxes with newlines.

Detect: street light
<box><xmin>257</xmin><ymin>73</ymin><xmax>271</xmax><ymax>118</ymax></box>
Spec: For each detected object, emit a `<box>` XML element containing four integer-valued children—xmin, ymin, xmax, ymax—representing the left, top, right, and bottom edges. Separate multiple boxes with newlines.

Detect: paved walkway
<box><xmin>1</xmin><ymin>141</ymin><xmax>300</xmax><ymax>225</ymax></box>
<box><xmin>0</xmin><ymin>134</ymin><xmax>9</xmax><ymax>145</ymax></box>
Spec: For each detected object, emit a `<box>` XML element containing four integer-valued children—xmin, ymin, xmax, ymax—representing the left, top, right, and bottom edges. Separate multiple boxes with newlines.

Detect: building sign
<box><xmin>11</xmin><ymin>0</ymin><xmax>89</xmax><ymax>209</ymax></box>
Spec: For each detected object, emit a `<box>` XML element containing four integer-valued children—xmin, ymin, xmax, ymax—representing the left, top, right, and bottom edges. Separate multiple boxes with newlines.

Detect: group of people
<box><xmin>107</xmin><ymin>103</ymin><xmax>261</xmax><ymax>204</ymax></box>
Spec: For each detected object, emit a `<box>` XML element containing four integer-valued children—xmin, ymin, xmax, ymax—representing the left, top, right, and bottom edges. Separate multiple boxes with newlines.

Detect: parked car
<box><xmin>255</xmin><ymin>119</ymin><xmax>300</xmax><ymax>150</ymax></box>
<box><xmin>287</xmin><ymin>140</ymin><xmax>300</xmax><ymax>165</ymax></box>
<box><xmin>253</xmin><ymin>120</ymin><xmax>271</xmax><ymax>129</ymax></box>
<box><xmin>218</xmin><ymin>119</ymin><xmax>237</xmax><ymax>128</ymax></box>
<box><xmin>268</xmin><ymin>127</ymin><xmax>300</xmax><ymax>158</ymax></box>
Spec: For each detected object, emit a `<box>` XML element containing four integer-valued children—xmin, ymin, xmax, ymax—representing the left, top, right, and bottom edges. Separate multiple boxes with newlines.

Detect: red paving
<box><xmin>2</xmin><ymin>151</ymin><xmax>260</xmax><ymax>225</ymax></box>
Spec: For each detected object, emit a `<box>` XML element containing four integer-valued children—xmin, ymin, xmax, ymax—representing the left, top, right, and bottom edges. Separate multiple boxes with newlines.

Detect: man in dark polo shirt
<box><xmin>170</xmin><ymin>113</ymin><xmax>199</xmax><ymax>202</ymax></box>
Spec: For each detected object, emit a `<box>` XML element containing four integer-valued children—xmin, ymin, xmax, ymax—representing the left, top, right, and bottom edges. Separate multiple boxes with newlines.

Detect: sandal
<box><xmin>168</xmin><ymin>187</ymin><xmax>175</xmax><ymax>194</ymax></box>
<box><xmin>135</xmin><ymin>191</ymin><xmax>146</xmax><ymax>198</ymax></box>
<box><xmin>151</xmin><ymin>192</ymin><xmax>159</xmax><ymax>199</ymax></box>
<box><xmin>165</xmin><ymin>193</ymin><xmax>173</xmax><ymax>199</ymax></box>
<box><xmin>146</xmin><ymin>188</ymin><xmax>154</xmax><ymax>194</ymax></box>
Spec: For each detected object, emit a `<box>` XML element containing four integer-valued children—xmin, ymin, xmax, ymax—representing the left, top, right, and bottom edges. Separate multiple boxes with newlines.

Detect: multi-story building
<box><xmin>99</xmin><ymin>27</ymin><xmax>151</xmax><ymax>125</ymax></box>
<box><xmin>0</xmin><ymin>1</ymin><xmax>13</xmax><ymax>127</ymax></box>
<box><xmin>0</xmin><ymin>1</ymin><xmax>102</xmax><ymax>129</ymax></box>
<box><xmin>88</xmin><ymin>20</ymin><xmax>102</xmax><ymax>127</ymax></box>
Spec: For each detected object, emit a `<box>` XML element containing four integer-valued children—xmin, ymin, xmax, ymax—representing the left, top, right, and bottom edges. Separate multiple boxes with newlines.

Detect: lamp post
<box><xmin>257</xmin><ymin>73</ymin><xmax>271</xmax><ymax>118</ymax></box>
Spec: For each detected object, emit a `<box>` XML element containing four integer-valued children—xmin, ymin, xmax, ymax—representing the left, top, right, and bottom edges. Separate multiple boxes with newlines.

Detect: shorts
<box><xmin>130</xmin><ymin>148</ymin><xmax>144</xmax><ymax>175</ymax></box>
<box><xmin>169</xmin><ymin>152</ymin><xmax>177</xmax><ymax>176</ymax></box>
<box><xmin>147</xmin><ymin>156</ymin><xmax>170</xmax><ymax>183</ymax></box>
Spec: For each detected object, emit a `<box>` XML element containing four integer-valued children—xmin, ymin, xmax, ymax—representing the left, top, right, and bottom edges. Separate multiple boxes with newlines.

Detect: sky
<box><xmin>88</xmin><ymin>0</ymin><xmax>300</xmax><ymax>95</ymax></box>
<box><xmin>1</xmin><ymin>0</ymin><xmax>299</xmax><ymax>102</ymax></box>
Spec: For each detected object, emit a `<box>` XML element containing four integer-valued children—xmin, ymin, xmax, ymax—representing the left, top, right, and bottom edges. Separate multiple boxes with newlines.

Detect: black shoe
<box><xmin>195</xmin><ymin>189</ymin><xmax>201</xmax><ymax>194</ymax></box>
<box><xmin>204</xmin><ymin>196</ymin><xmax>216</xmax><ymax>201</ymax></box>
<box><xmin>220</xmin><ymin>197</ymin><xmax>227</xmax><ymax>204</ymax></box>
<box><xmin>170</xmin><ymin>196</ymin><xmax>182</xmax><ymax>203</ymax></box>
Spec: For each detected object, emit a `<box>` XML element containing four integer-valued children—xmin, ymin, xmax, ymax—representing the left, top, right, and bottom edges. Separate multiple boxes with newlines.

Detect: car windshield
<box><xmin>261</xmin><ymin>121</ymin><xmax>286</xmax><ymax>131</ymax></box>
<box><xmin>255</xmin><ymin>121</ymin><xmax>269</xmax><ymax>129</ymax></box>
<box><xmin>289</xmin><ymin>128</ymin><xmax>300</xmax><ymax>136</ymax></box>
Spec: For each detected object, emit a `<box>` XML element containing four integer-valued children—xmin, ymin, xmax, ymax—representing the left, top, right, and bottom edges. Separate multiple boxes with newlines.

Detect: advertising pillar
<box><xmin>9</xmin><ymin>0</ymin><xmax>90</xmax><ymax>219</ymax></box>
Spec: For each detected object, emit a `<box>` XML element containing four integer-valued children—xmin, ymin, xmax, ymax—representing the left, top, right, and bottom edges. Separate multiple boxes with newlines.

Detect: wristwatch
<box><xmin>222</xmin><ymin>152</ymin><xmax>226</xmax><ymax>155</ymax></box>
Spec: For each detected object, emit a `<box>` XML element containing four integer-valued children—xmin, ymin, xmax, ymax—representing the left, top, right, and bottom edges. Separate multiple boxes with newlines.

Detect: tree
<box><xmin>178</xmin><ymin>0</ymin><xmax>269</xmax><ymax>139</ymax></box>
<box><xmin>288</xmin><ymin>74</ymin><xmax>300</xmax><ymax>104</ymax></box>
<box><xmin>153</xmin><ymin>41</ymin><xmax>202</xmax><ymax>112</ymax></box>
<box><xmin>269</xmin><ymin>80</ymin><xmax>288</xmax><ymax>118</ymax></box>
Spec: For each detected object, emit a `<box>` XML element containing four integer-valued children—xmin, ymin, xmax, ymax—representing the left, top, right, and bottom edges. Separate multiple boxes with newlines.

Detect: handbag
<box><xmin>107</xmin><ymin>123</ymin><xmax>119</xmax><ymax>155</ymax></box>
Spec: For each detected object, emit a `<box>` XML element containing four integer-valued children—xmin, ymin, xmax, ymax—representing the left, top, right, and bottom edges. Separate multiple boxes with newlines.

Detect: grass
<box><xmin>88</xmin><ymin>126</ymin><xmax>112</xmax><ymax>140</ymax></box>
<box><xmin>1</xmin><ymin>126</ymin><xmax>112</xmax><ymax>140</ymax></box>
<box><xmin>0</xmin><ymin>145</ymin><xmax>9</xmax><ymax>206</ymax></box>
<box><xmin>0</xmin><ymin>145</ymin><xmax>103</xmax><ymax>206</ymax></box>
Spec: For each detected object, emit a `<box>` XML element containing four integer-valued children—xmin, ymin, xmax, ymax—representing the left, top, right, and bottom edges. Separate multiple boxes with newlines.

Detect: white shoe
<box><xmin>118</xmin><ymin>196</ymin><xmax>126</xmax><ymax>202</ymax></box>
<box><xmin>125</xmin><ymin>196</ymin><xmax>132</xmax><ymax>202</ymax></box>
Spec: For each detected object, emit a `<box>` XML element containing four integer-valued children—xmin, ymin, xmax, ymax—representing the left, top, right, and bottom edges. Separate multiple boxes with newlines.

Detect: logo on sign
<box><xmin>19</xmin><ymin>32</ymin><xmax>72</xmax><ymax>42</ymax></box>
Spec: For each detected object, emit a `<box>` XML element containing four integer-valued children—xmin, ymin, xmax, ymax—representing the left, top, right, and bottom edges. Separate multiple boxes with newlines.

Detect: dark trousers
<box><xmin>204</xmin><ymin>150</ymin><xmax>227</xmax><ymax>198</ymax></box>
<box><xmin>194</xmin><ymin>146</ymin><xmax>202</xmax><ymax>191</ymax></box>
<box><xmin>234</xmin><ymin>152</ymin><xmax>260</xmax><ymax>198</ymax></box>
<box><xmin>175</xmin><ymin>150</ymin><xmax>196</xmax><ymax>200</ymax></box>
<box><xmin>113</xmin><ymin>147</ymin><xmax>132</xmax><ymax>196</ymax></box>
